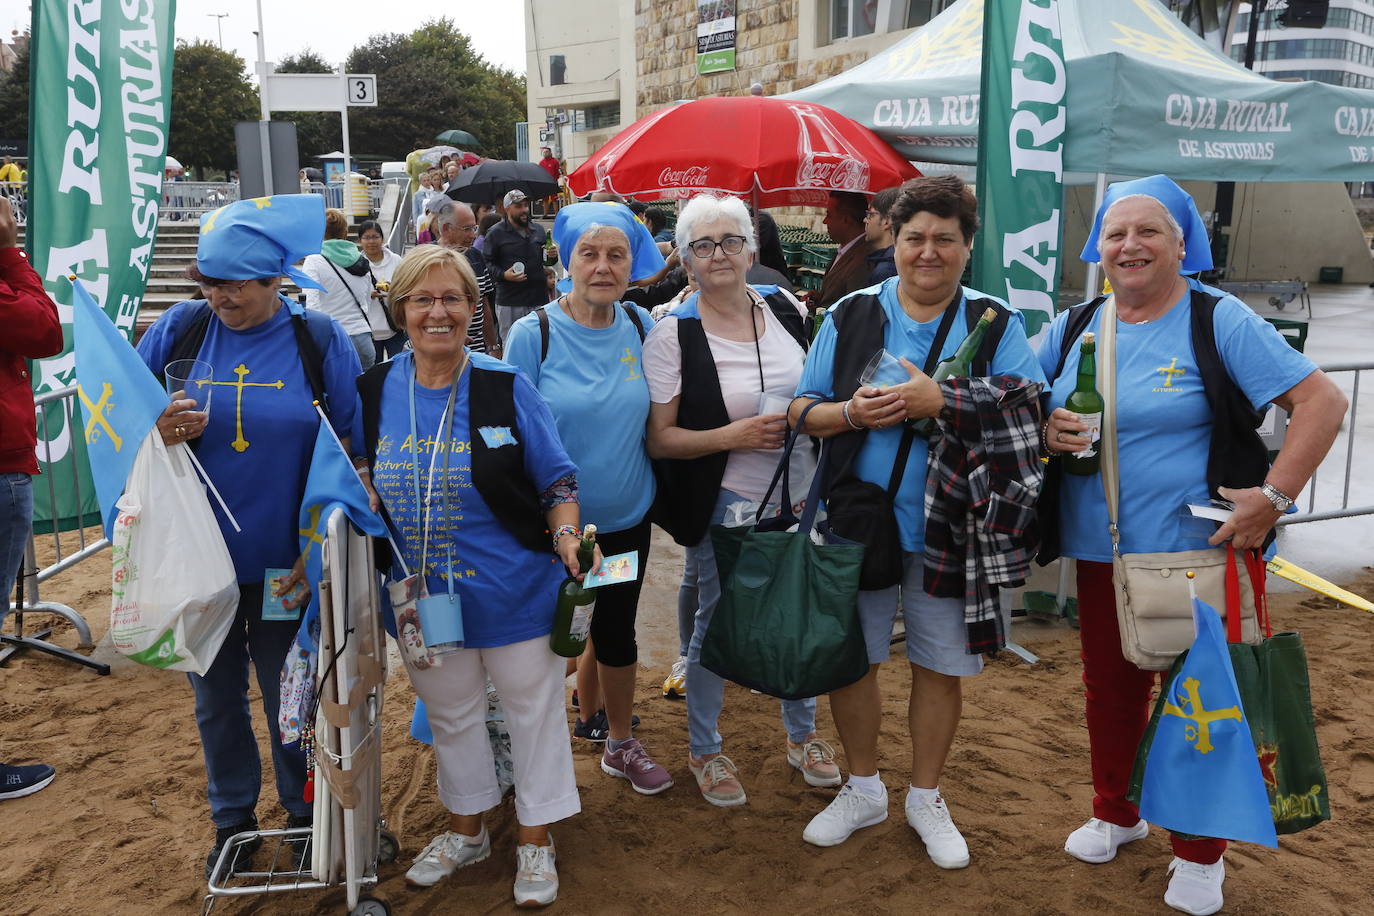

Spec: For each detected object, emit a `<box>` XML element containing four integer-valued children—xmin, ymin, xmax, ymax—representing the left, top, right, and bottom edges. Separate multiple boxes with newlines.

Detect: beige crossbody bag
<box><xmin>1098</xmin><ymin>296</ymin><xmax>1262</xmax><ymax>670</ymax></box>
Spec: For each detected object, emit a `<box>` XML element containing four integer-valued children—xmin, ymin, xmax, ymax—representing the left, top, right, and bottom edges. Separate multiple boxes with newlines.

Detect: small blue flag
<box><xmin>71</xmin><ymin>279</ymin><xmax>171</xmax><ymax>538</ymax></box>
<box><xmin>1139</xmin><ymin>598</ymin><xmax>1278</xmax><ymax>847</ymax></box>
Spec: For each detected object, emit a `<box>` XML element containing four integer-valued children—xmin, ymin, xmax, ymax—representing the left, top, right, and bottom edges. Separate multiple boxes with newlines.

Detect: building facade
<box><xmin>1230</xmin><ymin>0</ymin><xmax>1374</xmax><ymax>89</ymax></box>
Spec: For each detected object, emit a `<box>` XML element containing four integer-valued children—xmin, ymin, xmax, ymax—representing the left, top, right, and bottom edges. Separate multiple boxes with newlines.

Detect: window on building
<box><xmin>826</xmin><ymin>0</ymin><xmax>954</xmax><ymax>43</ymax></box>
<box><xmin>572</xmin><ymin>103</ymin><xmax>620</xmax><ymax>133</ymax></box>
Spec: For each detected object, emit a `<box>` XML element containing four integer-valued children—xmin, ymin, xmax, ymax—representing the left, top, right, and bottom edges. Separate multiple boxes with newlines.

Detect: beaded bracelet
<box><xmin>1038</xmin><ymin>421</ymin><xmax>1056</xmax><ymax>458</ymax></box>
<box><xmin>552</xmin><ymin>524</ymin><xmax>580</xmax><ymax>550</ymax></box>
<box><xmin>841</xmin><ymin>399</ymin><xmax>865</xmax><ymax>431</ymax></box>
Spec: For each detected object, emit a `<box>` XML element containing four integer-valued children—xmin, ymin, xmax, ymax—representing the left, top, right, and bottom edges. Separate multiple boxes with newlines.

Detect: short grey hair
<box><xmin>675</xmin><ymin>194</ymin><xmax>757</xmax><ymax>259</ymax></box>
<box><xmin>1097</xmin><ymin>194</ymin><xmax>1184</xmax><ymax>254</ymax></box>
<box><xmin>433</xmin><ymin>199</ymin><xmax>472</xmax><ymax>235</ymax></box>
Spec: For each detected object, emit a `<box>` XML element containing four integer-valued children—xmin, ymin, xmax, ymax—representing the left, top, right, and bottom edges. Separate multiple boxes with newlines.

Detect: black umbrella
<box><xmin>445</xmin><ymin>159</ymin><xmax>559</xmax><ymax>206</ymax></box>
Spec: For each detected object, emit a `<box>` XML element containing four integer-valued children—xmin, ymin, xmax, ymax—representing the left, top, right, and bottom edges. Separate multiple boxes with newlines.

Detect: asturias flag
<box><xmin>1139</xmin><ymin>598</ymin><xmax>1278</xmax><ymax>847</ymax></box>
<box><xmin>71</xmin><ymin>278</ymin><xmax>169</xmax><ymax>537</ymax></box>
<box><xmin>297</xmin><ymin>419</ymin><xmax>387</xmax><ymax>614</ymax></box>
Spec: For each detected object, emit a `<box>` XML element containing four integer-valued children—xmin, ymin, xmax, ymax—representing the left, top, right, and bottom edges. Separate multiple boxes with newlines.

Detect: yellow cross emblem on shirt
<box><xmin>1161</xmin><ymin>676</ymin><xmax>1242</xmax><ymax>755</ymax></box>
<box><xmin>621</xmin><ymin>347</ymin><xmax>641</xmax><ymax>381</ymax></box>
<box><xmin>1156</xmin><ymin>357</ymin><xmax>1186</xmax><ymax>388</ymax></box>
<box><xmin>203</xmin><ymin>363</ymin><xmax>286</xmax><ymax>452</ymax></box>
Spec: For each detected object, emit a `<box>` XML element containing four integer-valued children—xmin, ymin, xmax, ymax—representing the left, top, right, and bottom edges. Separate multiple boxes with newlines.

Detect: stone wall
<box><xmin>634</xmin><ymin>1</ymin><xmax>875</xmax><ymax>116</ymax></box>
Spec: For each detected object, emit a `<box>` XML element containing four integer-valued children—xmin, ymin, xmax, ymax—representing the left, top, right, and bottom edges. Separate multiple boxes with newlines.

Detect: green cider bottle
<box><xmin>910</xmin><ymin>306</ymin><xmax>998</xmax><ymax>437</ymax></box>
<box><xmin>1063</xmin><ymin>332</ymin><xmax>1104</xmax><ymax>476</ymax></box>
<box><xmin>550</xmin><ymin>524</ymin><xmax>597</xmax><ymax>658</ymax></box>
<box><xmin>543</xmin><ymin>234</ymin><xmax>558</xmax><ymax>268</ymax></box>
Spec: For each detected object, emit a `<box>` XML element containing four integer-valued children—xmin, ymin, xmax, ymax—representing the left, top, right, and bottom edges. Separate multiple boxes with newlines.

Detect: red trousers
<box><xmin>1076</xmin><ymin>560</ymin><xmax>1226</xmax><ymax>865</ymax></box>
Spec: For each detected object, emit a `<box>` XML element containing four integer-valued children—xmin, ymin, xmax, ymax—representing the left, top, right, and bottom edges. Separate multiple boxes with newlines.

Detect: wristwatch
<box><xmin>1260</xmin><ymin>482</ymin><xmax>1294</xmax><ymax>512</ymax></box>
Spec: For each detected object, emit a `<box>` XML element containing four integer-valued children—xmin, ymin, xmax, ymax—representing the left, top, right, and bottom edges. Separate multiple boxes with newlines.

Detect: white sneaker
<box><xmin>404</xmin><ymin>828</ymin><xmax>491</xmax><ymax>887</ymax></box>
<box><xmin>802</xmin><ymin>783</ymin><xmax>889</xmax><ymax>847</ymax></box>
<box><xmin>905</xmin><ymin>792</ymin><xmax>970</xmax><ymax>869</ymax></box>
<box><xmin>513</xmin><ymin>839</ymin><xmax>559</xmax><ymax>908</ymax></box>
<box><xmin>1064</xmin><ymin>817</ymin><xmax>1150</xmax><ymax>864</ymax></box>
<box><xmin>1165</xmin><ymin>857</ymin><xmax>1225</xmax><ymax>916</ymax></box>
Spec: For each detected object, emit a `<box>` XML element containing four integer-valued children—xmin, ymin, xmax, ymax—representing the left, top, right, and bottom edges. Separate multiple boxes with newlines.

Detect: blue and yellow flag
<box><xmin>72</xmin><ymin>279</ymin><xmax>170</xmax><ymax>537</ymax></box>
<box><xmin>297</xmin><ymin>420</ymin><xmax>387</xmax><ymax>615</ymax></box>
<box><xmin>1140</xmin><ymin>598</ymin><xmax>1278</xmax><ymax>847</ymax></box>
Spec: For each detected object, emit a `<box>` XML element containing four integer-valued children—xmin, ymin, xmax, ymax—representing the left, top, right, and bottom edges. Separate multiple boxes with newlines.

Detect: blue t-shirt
<box><xmin>797</xmin><ymin>279</ymin><xmax>1045</xmax><ymax>553</ymax></box>
<box><xmin>1038</xmin><ymin>278</ymin><xmax>1316</xmax><ymax>561</ymax></box>
<box><xmin>503</xmin><ymin>302</ymin><xmax>656</xmax><ymax>533</ymax></box>
<box><xmin>369</xmin><ymin>351</ymin><xmax>576</xmax><ymax>649</ymax></box>
<box><xmin>137</xmin><ymin>297</ymin><xmax>362</xmax><ymax>584</ymax></box>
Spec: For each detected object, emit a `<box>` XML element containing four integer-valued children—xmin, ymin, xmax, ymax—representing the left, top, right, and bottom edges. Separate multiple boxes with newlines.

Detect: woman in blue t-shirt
<box><xmin>136</xmin><ymin>195</ymin><xmax>364</xmax><ymax>880</ymax></box>
<box><xmin>357</xmin><ymin>245</ymin><xmax>592</xmax><ymax>907</ymax></box>
<box><xmin>505</xmin><ymin>202</ymin><xmax>672</xmax><ymax>797</ymax></box>
<box><xmin>1040</xmin><ymin>175</ymin><xmax>1347</xmax><ymax>916</ymax></box>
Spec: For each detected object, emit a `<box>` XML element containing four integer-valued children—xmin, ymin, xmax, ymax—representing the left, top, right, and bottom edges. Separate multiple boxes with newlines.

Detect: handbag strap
<box><xmin>757</xmin><ymin>398</ymin><xmax>826</xmax><ymax>525</ymax></box>
<box><xmin>1097</xmin><ymin>296</ymin><xmax>1123</xmax><ymax>554</ymax></box>
<box><xmin>326</xmin><ymin>258</ymin><xmax>373</xmax><ymax>326</ymax></box>
<box><xmin>1225</xmin><ymin>544</ymin><xmax>1272</xmax><ymax>642</ymax></box>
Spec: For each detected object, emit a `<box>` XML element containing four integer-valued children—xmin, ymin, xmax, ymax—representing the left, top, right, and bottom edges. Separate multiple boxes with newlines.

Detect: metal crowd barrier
<box><xmin>1</xmin><ymin>180</ymin><xmax>27</xmax><ymax>225</ymax></box>
<box><xmin>1</xmin><ymin>386</ymin><xmax>111</xmax><ymax>674</ymax></box>
<box><xmin>161</xmin><ymin>181</ymin><xmax>239</xmax><ymax>222</ymax></box>
<box><xmin>1278</xmin><ymin>360</ymin><xmax>1373</xmax><ymax>526</ymax></box>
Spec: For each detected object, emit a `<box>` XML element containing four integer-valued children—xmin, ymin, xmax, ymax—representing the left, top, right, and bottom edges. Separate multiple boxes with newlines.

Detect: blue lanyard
<box><xmin>407</xmin><ymin>357</ymin><xmax>463</xmax><ymax>592</ymax></box>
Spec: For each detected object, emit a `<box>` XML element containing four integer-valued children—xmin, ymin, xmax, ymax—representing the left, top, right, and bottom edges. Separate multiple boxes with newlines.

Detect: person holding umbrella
<box><xmin>485</xmin><ymin>190</ymin><xmax>553</xmax><ymax>338</ymax></box>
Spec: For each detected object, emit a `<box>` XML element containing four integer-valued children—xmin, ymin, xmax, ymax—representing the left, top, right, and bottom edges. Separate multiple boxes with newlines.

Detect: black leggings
<box><xmin>587</xmin><ymin>515</ymin><xmax>653</xmax><ymax>668</ymax></box>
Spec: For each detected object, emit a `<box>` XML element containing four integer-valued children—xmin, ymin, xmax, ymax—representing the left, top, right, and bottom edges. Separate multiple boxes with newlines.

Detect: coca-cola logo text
<box><xmin>658</xmin><ymin>165</ymin><xmax>710</xmax><ymax>186</ymax></box>
<box><xmin>799</xmin><ymin>157</ymin><xmax>867</xmax><ymax>191</ymax></box>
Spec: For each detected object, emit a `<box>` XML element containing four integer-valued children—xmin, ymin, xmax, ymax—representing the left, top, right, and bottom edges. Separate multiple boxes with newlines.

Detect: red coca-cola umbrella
<box><xmin>567</xmin><ymin>96</ymin><xmax>918</xmax><ymax>207</ymax></box>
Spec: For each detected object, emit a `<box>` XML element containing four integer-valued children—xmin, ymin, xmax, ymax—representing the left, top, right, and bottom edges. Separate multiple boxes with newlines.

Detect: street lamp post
<box><xmin>207</xmin><ymin>13</ymin><xmax>229</xmax><ymax>49</ymax></box>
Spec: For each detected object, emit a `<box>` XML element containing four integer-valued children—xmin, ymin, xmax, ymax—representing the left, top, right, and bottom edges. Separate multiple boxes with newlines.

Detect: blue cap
<box><xmin>552</xmin><ymin>202</ymin><xmax>666</xmax><ymax>281</ymax></box>
<box><xmin>1080</xmin><ymin>174</ymin><xmax>1213</xmax><ymax>273</ymax></box>
<box><xmin>197</xmin><ymin>194</ymin><xmax>326</xmax><ymax>290</ymax></box>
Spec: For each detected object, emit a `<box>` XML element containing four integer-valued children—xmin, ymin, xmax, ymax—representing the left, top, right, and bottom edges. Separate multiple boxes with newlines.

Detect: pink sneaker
<box><xmin>600</xmin><ymin>739</ymin><xmax>674</xmax><ymax>795</ymax></box>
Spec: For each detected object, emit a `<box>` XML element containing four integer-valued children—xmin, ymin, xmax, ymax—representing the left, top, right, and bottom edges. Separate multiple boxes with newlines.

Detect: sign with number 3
<box><xmin>347</xmin><ymin>74</ymin><xmax>377</xmax><ymax>107</ymax></box>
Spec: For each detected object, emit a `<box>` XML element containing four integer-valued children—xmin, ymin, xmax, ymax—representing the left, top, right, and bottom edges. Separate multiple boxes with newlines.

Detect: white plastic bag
<box><xmin>109</xmin><ymin>432</ymin><xmax>239</xmax><ymax>674</ymax></box>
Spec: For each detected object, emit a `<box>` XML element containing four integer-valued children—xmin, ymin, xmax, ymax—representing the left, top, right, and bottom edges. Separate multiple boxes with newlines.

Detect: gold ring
<box><xmin>176</xmin><ymin>425</ymin><xmax>185</xmax><ymax>437</ymax></box>
<box><xmin>1055</xmin><ymin>430</ymin><xmax>1064</xmax><ymax>443</ymax></box>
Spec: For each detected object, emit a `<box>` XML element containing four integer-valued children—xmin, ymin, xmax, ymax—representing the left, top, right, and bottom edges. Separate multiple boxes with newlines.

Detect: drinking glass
<box><xmin>859</xmin><ymin>349</ymin><xmax>909</xmax><ymax>389</ymax></box>
<box><xmin>165</xmin><ymin>358</ymin><xmax>213</xmax><ymax>419</ymax></box>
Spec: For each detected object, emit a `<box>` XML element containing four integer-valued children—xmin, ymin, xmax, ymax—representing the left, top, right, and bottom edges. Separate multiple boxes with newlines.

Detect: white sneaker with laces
<box><xmin>663</xmin><ymin>656</ymin><xmax>687</xmax><ymax>699</ymax></box>
<box><xmin>404</xmin><ymin>828</ymin><xmax>491</xmax><ymax>887</ymax></box>
<box><xmin>513</xmin><ymin>839</ymin><xmax>559</xmax><ymax>908</ymax></box>
<box><xmin>1064</xmin><ymin>817</ymin><xmax>1150</xmax><ymax>864</ymax></box>
<box><xmin>802</xmin><ymin>783</ymin><xmax>889</xmax><ymax>847</ymax></box>
<box><xmin>905</xmin><ymin>792</ymin><xmax>970</xmax><ymax>869</ymax></box>
<box><xmin>1165</xmin><ymin>856</ymin><xmax>1225</xmax><ymax>916</ymax></box>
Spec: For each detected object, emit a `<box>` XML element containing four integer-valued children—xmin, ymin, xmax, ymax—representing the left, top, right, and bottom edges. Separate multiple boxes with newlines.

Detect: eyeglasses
<box><xmin>401</xmin><ymin>295</ymin><xmax>475</xmax><ymax>313</ymax></box>
<box><xmin>456</xmin><ymin>224</ymin><xmax>478</xmax><ymax>232</ymax></box>
<box><xmin>198</xmin><ymin>279</ymin><xmax>249</xmax><ymax>294</ymax></box>
<box><xmin>687</xmin><ymin>235</ymin><xmax>747</xmax><ymax>258</ymax></box>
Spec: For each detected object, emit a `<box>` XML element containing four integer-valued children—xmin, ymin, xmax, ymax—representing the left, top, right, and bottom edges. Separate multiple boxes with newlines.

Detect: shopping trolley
<box><xmin>203</xmin><ymin>508</ymin><xmax>398</xmax><ymax>915</ymax></box>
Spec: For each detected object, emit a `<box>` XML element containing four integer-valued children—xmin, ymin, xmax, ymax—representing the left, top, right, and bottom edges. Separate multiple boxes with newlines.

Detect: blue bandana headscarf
<box><xmin>196</xmin><ymin>194</ymin><xmax>326</xmax><ymax>290</ymax></box>
<box><xmin>1080</xmin><ymin>174</ymin><xmax>1213</xmax><ymax>273</ymax></box>
<box><xmin>552</xmin><ymin>202</ymin><xmax>666</xmax><ymax>281</ymax></box>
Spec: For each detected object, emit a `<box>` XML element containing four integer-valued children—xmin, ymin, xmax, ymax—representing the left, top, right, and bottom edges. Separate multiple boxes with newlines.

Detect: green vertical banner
<box><xmin>972</xmin><ymin>0</ymin><xmax>1065</xmax><ymax>340</ymax></box>
<box><xmin>26</xmin><ymin>0</ymin><xmax>176</xmax><ymax>534</ymax></box>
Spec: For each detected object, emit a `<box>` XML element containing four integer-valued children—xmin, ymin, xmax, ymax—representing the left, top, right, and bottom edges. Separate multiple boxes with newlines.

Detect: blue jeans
<box><xmin>1</xmin><ymin>472</ymin><xmax>33</xmax><ymax>600</ymax></box>
<box><xmin>685</xmin><ymin>490</ymin><xmax>816</xmax><ymax>757</ymax></box>
<box><xmin>676</xmin><ymin>548</ymin><xmax>698</xmax><ymax>658</ymax></box>
<box><xmin>349</xmin><ymin>331</ymin><xmax>377</xmax><ymax>371</ymax></box>
<box><xmin>189</xmin><ymin>582</ymin><xmax>310</xmax><ymax>827</ymax></box>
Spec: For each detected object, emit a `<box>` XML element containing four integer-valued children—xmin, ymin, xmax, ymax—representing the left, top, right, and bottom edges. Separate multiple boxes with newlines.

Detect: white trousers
<box><xmin>403</xmin><ymin>635</ymin><xmax>580</xmax><ymax>826</ymax></box>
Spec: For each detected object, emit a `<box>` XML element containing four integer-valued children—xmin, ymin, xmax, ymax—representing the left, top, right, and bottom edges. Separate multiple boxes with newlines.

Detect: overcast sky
<box><xmin>172</xmin><ymin>0</ymin><xmax>527</xmax><ymax>76</ymax></box>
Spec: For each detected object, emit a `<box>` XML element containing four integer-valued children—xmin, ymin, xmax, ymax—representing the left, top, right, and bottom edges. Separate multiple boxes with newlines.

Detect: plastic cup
<box><xmin>757</xmin><ymin>392</ymin><xmax>792</xmax><ymax>416</ymax></box>
<box><xmin>859</xmin><ymin>348</ymin><xmax>909</xmax><ymax>389</ymax></box>
<box><xmin>165</xmin><ymin>358</ymin><xmax>213</xmax><ymax>419</ymax></box>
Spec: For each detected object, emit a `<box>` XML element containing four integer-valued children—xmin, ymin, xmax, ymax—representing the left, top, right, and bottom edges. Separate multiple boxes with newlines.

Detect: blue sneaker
<box><xmin>0</xmin><ymin>762</ymin><xmax>55</xmax><ymax>800</ymax></box>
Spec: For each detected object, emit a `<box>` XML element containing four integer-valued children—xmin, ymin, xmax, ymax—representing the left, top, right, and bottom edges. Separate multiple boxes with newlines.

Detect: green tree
<box><xmin>344</xmin><ymin>19</ymin><xmax>526</xmax><ymax>160</ymax></box>
<box><xmin>169</xmin><ymin>41</ymin><xmax>259</xmax><ymax>179</ymax></box>
<box><xmin>273</xmin><ymin>49</ymin><xmax>341</xmax><ymax>166</ymax></box>
<box><xmin>0</xmin><ymin>39</ymin><xmax>30</xmax><ymax>147</ymax></box>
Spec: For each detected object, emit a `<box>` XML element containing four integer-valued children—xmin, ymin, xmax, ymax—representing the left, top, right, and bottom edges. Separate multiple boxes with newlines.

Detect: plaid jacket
<box><xmin>923</xmin><ymin>377</ymin><xmax>1044</xmax><ymax>654</ymax></box>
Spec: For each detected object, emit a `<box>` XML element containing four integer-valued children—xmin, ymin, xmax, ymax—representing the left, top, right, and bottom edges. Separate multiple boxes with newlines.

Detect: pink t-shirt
<box><xmin>643</xmin><ymin>290</ymin><xmax>816</xmax><ymax>506</ymax></box>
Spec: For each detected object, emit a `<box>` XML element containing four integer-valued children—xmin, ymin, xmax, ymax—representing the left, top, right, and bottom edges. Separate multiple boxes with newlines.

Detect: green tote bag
<box><xmin>701</xmin><ymin>404</ymin><xmax>868</xmax><ymax>701</ymax></box>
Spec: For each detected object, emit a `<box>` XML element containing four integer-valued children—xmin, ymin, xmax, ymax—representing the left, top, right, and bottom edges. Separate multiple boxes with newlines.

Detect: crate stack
<box><xmin>779</xmin><ymin>225</ymin><xmax>835</xmax><ymax>293</ymax></box>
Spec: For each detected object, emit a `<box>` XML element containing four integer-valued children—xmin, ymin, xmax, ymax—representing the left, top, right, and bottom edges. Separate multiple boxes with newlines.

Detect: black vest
<box><xmin>357</xmin><ymin>359</ymin><xmax>549</xmax><ymax>561</ymax></box>
<box><xmin>1036</xmin><ymin>288</ymin><xmax>1272</xmax><ymax>564</ymax></box>
<box><xmin>822</xmin><ymin>286</ymin><xmax>1011</xmax><ymax>484</ymax></box>
<box><xmin>657</xmin><ymin>291</ymin><xmax>809</xmax><ymax>547</ymax></box>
